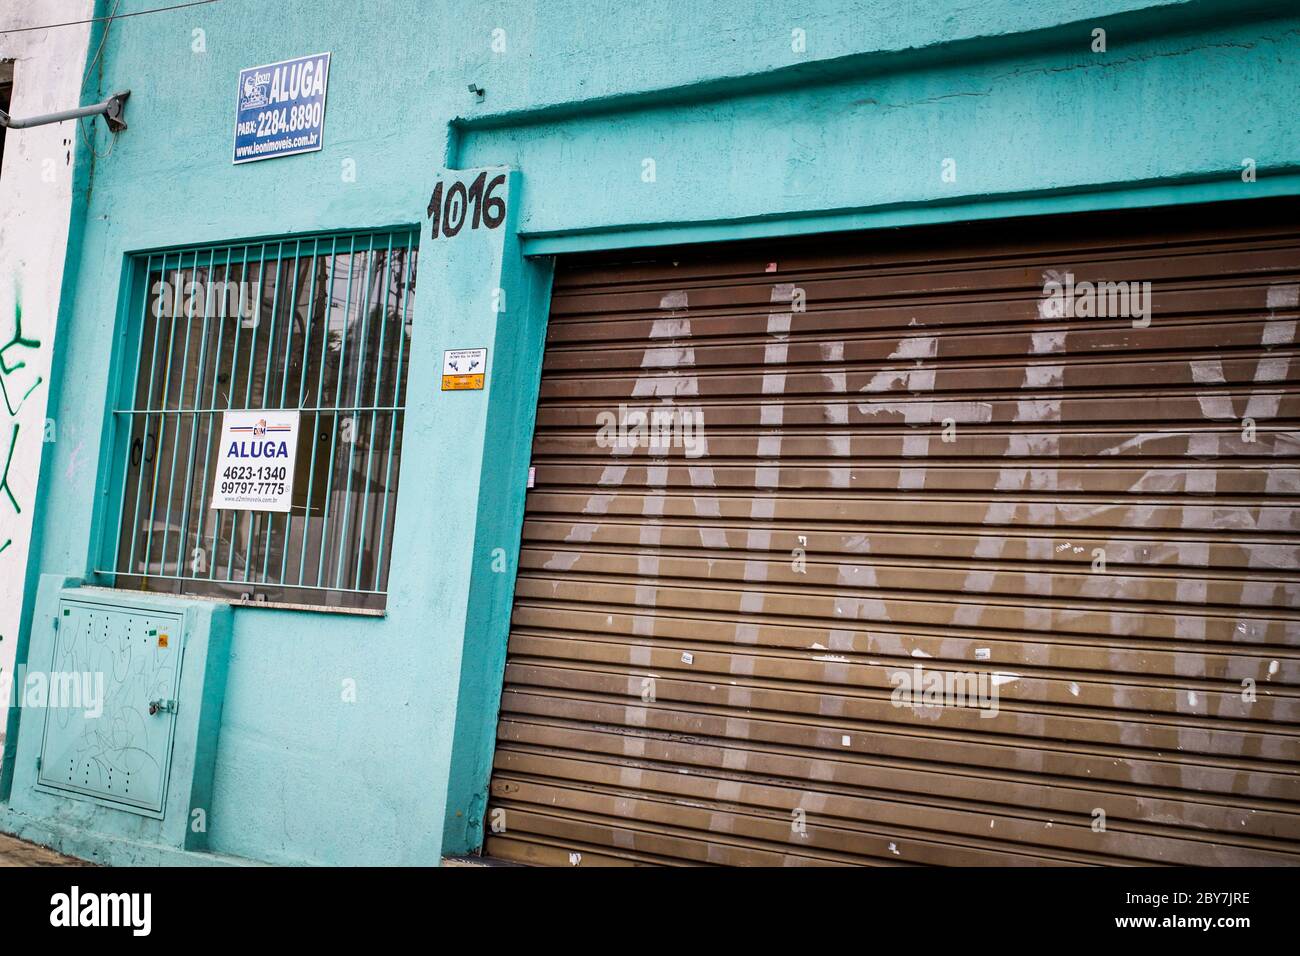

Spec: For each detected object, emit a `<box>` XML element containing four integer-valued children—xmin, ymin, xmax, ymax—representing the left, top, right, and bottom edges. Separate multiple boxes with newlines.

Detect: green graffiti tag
<box><xmin>0</xmin><ymin>297</ymin><xmax>43</xmax><ymax>415</ymax></box>
<box><xmin>0</xmin><ymin>421</ymin><xmax>15</xmax><ymax>555</ymax></box>
<box><xmin>1</xmin><ymin>422</ymin><xmax>18</xmax><ymax>514</ymax></box>
<box><xmin>0</xmin><ymin>294</ymin><xmax>45</xmax><ymax>557</ymax></box>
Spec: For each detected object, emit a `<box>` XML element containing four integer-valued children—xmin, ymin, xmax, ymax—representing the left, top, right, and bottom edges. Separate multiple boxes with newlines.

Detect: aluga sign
<box><xmin>233</xmin><ymin>52</ymin><xmax>331</xmax><ymax>164</ymax></box>
<box><xmin>210</xmin><ymin>410</ymin><xmax>301</xmax><ymax>512</ymax></box>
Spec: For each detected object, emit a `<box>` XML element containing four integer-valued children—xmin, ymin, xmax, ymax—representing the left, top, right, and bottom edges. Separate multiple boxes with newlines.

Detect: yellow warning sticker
<box><xmin>441</xmin><ymin>373</ymin><xmax>485</xmax><ymax>391</ymax></box>
<box><xmin>158</xmin><ymin>633</ymin><xmax>169</xmax><ymax>648</ymax></box>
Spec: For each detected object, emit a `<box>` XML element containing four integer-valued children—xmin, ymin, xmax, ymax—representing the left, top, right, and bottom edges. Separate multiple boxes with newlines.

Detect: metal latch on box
<box><xmin>148</xmin><ymin>698</ymin><xmax>178</xmax><ymax>716</ymax></box>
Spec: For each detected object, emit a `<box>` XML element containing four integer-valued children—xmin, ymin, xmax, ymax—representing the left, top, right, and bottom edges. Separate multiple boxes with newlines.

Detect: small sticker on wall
<box><xmin>158</xmin><ymin>633</ymin><xmax>169</xmax><ymax>648</ymax></box>
<box><xmin>442</xmin><ymin>348</ymin><xmax>487</xmax><ymax>390</ymax></box>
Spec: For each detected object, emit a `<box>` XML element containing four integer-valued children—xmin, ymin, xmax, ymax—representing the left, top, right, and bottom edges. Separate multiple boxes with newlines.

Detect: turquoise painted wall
<box><xmin>5</xmin><ymin>0</ymin><xmax>1298</xmax><ymax>864</ymax></box>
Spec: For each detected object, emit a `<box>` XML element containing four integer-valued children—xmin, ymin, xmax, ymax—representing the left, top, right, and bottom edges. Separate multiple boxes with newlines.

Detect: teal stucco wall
<box><xmin>3</xmin><ymin>0</ymin><xmax>1298</xmax><ymax>865</ymax></box>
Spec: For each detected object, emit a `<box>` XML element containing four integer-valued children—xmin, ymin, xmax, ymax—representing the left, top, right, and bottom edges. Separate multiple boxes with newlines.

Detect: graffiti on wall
<box><xmin>0</xmin><ymin>292</ymin><xmax>44</xmax><ymax>558</ymax></box>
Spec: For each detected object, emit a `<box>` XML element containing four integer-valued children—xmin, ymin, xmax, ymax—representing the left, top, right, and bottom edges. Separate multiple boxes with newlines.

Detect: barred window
<box><xmin>101</xmin><ymin>230</ymin><xmax>418</xmax><ymax>611</ymax></box>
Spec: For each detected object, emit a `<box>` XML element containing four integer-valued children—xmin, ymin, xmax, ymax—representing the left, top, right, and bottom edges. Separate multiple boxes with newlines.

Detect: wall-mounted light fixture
<box><xmin>0</xmin><ymin>89</ymin><xmax>130</xmax><ymax>132</ymax></box>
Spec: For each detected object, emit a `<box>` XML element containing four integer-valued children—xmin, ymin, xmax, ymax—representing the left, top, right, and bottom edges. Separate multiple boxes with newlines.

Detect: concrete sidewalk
<box><xmin>0</xmin><ymin>832</ymin><xmax>86</xmax><ymax>867</ymax></box>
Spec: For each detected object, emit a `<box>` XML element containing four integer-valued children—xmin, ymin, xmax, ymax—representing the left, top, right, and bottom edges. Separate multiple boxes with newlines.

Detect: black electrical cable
<box><xmin>0</xmin><ymin>0</ymin><xmax>223</xmax><ymax>35</ymax></box>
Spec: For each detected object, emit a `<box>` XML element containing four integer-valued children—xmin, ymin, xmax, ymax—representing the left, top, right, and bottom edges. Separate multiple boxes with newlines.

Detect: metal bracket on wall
<box><xmin>0</xmin><ymin>90</ymin><xmax>130</xmax><ymax>133</ymax></box>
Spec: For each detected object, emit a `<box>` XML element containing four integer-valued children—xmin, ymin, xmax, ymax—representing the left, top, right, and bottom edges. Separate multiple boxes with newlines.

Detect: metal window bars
<box><xmin>99</xmin><ymin>230</ymin><xmax>418</xmax><ymax>611</ymax></box>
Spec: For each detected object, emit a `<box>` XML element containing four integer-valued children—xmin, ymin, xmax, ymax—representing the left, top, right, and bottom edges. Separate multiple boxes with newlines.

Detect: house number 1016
<box><xmin>427</xmin><ymin>172</ymin><xmax>507</xmax><ymax>238</ymax></box>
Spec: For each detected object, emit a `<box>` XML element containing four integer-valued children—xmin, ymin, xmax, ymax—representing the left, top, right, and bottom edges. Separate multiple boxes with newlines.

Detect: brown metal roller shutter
<box><xmin>486</xmin><ymin>199</ymin><xmax>1300</xmax><ymax>867</ymax></box>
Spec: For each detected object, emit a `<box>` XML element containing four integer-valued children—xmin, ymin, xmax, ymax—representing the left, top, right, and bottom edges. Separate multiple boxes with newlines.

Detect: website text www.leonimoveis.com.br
<box><xmin>234</xmin><ymin>131</ymin><xmax>318</xmax><ymax>159</ymax></box>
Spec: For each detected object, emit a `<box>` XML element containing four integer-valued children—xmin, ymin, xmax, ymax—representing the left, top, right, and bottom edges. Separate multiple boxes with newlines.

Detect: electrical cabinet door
<box><xmin>35</xmin><ymin>599</ymin><xmax>184</xmax><ymax>816</ymax></box>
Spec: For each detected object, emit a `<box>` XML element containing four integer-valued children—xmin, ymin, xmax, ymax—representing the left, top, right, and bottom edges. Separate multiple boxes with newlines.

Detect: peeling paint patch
<box><xmin>1266</xmin><ymin>283</ymin><xmax>1299</xmax><ymax>310</ymax></box>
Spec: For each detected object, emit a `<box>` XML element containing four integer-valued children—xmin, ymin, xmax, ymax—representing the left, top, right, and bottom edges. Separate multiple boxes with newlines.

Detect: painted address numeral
<box><xmin>426</xmin><ymin>172</ymin><xmax>506</xmax><ymax>238</ymax></box>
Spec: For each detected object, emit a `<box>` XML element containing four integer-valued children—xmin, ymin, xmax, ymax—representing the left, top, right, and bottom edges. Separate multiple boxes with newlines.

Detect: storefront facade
<box><xmin>1</xmin><ymin>0</ymin><xmax>1297</xmax><ymax>866</ymax></box>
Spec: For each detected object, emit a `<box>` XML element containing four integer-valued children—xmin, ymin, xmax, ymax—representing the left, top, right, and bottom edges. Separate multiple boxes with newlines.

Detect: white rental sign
<box><xmin>210</xmin><ymin>410</ymin><xmax>301</xmax><ymax>512</ymax></box>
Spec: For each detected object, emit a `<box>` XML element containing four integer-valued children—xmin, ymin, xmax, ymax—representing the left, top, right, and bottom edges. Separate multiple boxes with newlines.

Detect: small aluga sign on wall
<box><xmin>232</xmin><ymin>52</ymin><xmax>331</xmax><ymax>164</ymax></box>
